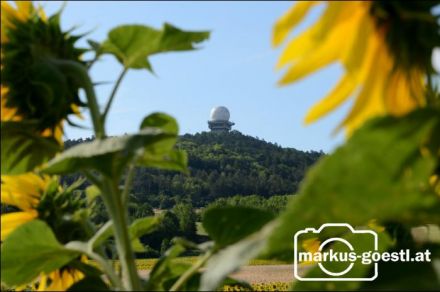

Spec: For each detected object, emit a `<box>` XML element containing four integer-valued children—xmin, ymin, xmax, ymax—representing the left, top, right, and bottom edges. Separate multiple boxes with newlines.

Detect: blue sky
<box><xmin>39</xmin><ymin>1</ymin><xmax>439</xmax><ymax>152</ymax></box>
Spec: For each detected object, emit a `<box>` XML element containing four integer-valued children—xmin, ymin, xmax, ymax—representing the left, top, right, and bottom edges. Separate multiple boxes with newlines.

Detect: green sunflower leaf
<box><xmin>130</xmin><ymin>216</ymin><xmax>161</xmax><ymax>240</ymax></box>
<box><xmin>202</xmin><ymin>206</ymin><xmax>275</xmax><ymax>249</ymax></box>
<box><xmin>1</xmin><ymin>121</ymin><xmax>61</xmax><ymax>175</ymax></box>
<box><xmin>42</xmin><ymin>128</ymin><xmax>173</xmax><ymax>177</ymax></box>
<box><xmin>144</xmin><ymin>243</ymin><xmax>187</xmax><ymax>291</ymax></box>
<box><xmin>137</xmin><ymin>112</ymin><xmax>188</xmax><ymax>172</ymax></box>
<box><xmin>101</xmin><ymin>23</ymin><xmax>209</xmax><ymax>70</ymax></box>
<box><xmin>265</xmin><ymin>108</ymin><xmax>440</xmax><ymax>261</ymax></box>
<box><xmin>67</xmin><ymin>276</ymin><xmax>110</xmax><ymax>291</ymax></box>
<box><xmin>200</xmin><ymin>221</ymin><xmax>278</xmax><ymax>291</ymax></box>
<box><xmin>1</xmin><ymin>220</ymin><xmax>80</xmax><ymax>287</ymax></box>
<box><xmin>137</xmin><ymin>149</ymin><xmax>188</xmax><ymax>173</ymax></box>
<box><xmin>42</xmin><ymin>113</ymin><xmax>187</xmax><ymax>176</ymax></box>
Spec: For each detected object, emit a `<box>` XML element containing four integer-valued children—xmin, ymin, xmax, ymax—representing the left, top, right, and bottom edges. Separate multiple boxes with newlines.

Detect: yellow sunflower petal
<box><xmin>273</xmin><ymin>1</ymin><xmax>317</xmax><ymax>47</ymax></box>
<box><xmin>305</xmin><ymin>75</ymin><xmax>358</xmax><ymax>124</ymax></box>
<box><xmin>387</xmin><ymin>70</ymin><xmax>425</xmax><ymax>116</ymax></box>
<box><xmin>37</xmin><ymin>274</ymin><xmax>48</xmax><ymax>291</ymax></box>
<box><xmin>1</xmin><ymin>210</ymin><xmax>38</xmax><ymax>240</ymax></box>
<box><xmin>301</xmin><ymin>237</ymin><xmax>321</xmax><ymax>265</ymax></box>
<box><xmin>1</xmin><ymin>86</ymin><xmax>20</xmax><ymax>121</ymax></box>
<box><xmin>1</xmin><ymin>173</ymin><xmax>48</xmax><ymax>210</ymax></box>
<box><xmin>302</xmin><ymin>237</ymin><xmax>320</xmax><ymax>253</ymax></box>
<box><xmin>276</xmin><ymin>2</ymin><xmax>354</xmax><ymax>69</ymax></box>
<box><xmin>61</xmin><ymin>270</ymin><xmax>74</xmax><ymax>289</ymax></box>
<box><xmin>1</xmin><ymin>2</ymin><xmax>18</xmax><ymax>28</ymax></box>
<box><xmin>342</xmin><ymin>63</ymin><xmax>388</xmax><ymax>134</ymax></box>
<box><xmin>41</xmin><ymin>123</ymin><xmax>64</xmax><ymax>145</ymax></box>
<box><xmin>341</xmin><ymin>5</ymin><xmax>372</xmax><ymax>73</ymax></box>
<box><xmin>15</xmin><ymin>1</ymin><xmax>34</xmax><ymax>22</ymax></box>
<box><xmin>278</xmin><ymin>29</ymin><xmax>343</xmax><ymax>85</ymax></box>
<box><xmin>335</xmin><ymin>33</ymin><xmax>388</xmax><ymax>133</ymax></box>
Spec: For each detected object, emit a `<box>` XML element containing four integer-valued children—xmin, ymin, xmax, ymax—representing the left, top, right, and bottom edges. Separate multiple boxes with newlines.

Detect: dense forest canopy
<box><xmin>63</xmin><ymin>130</ymin><xmax>323</xmax><ymax>208</ymax></box>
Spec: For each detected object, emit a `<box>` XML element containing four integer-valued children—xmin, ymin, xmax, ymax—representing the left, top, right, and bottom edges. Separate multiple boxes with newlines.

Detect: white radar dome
<box><xmin>210</xmin><ymin>106</ymin><xmax>230</xmax><ymax>121</ymax></box>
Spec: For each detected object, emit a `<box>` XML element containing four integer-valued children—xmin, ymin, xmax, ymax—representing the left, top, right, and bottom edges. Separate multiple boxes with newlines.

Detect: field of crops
<box><xmin>113</xmin><ymin>257</ymin><xmax>288</xmax><ymax>271</ymax></box>
<box><xmin>223</xmin><ymin>282</ymin><xmax>290</xmax><ymax>291</ymax></box>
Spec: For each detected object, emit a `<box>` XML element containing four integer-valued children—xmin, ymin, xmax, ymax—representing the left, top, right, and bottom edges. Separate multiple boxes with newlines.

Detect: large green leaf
<box><xmin>43</xmin><ymin>113</ymin><xmax>186</xmax><ymax>176</ymax></box>
<box><xmin>360</xmin><ymin>257</ymin><xmax>440</xmax><ymax>290</ymax></box>
<box><xmin>138</xmin><ymin>149</ymin><xmax>188</xmax><ymax>173</ymax></box>
<box><xmin>42</xmin><ymin>128</ymin><xmax>173</xmax><ymax>176</ymax></box>
<box><xmin>202</xmin><ymin>206</ymin><xmax>275</xmax><ymax>249</ymax></box>
<box><xmin>101</xmin><ymin>23</ymin><xmax>209</xmax><ymax>70</ymax></box>
<box><xmin>1</xmin><ymin>220</ymin><xmax>80</xmax><ymax>287</ymax></box>
<box><xmin>145</xmin><ymin>243</ymin><xmax>186</xmax><ymax>290</ymax></box>
<box><xmin>140</xmin><ymin>112</ymin><xmax>178</xmax><ymax>135</ymax></box>
<box><xmin>1</xmin><ymin>121</ymin><xmax>60</xmax><ymax>175</ymax></box>
<box><xmin>90</xmin><ymin>216</ymin><xmax>160</xmax><ymax>252</ymax></box>
<box><xmin>200</xmin><ymin>221</ymin><xmax>278</xmax><ymax>291</ymax></box>
<box><xmin>138</xmin><ymin>113</ymin><xmax>188</xmax><ymax>172</ymax></box>
<box><xmin>265</xmin><ymin>109</ymin><xmax>440</xmax><ymax>260</ymax></box>
<box><xmin>67</xmin><ymin>276</ymin><xmax>110</xmax><ymax>291</ymax></box>
<box><xmin>130</xmin><ymin>216</ymin><xmax>161</xmax><ymax>240</ymax></box>
<box><xmin>129</xmin><ymin>216</ymin><xmax>161</xmax><ymax>252</ymax></box>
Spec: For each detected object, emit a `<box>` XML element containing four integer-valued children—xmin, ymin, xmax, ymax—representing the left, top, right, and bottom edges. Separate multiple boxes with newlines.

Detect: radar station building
<box><xmin>208</xmin><ymin>106</ymin><xmax>234</xmax><ymax>132</ymax></box>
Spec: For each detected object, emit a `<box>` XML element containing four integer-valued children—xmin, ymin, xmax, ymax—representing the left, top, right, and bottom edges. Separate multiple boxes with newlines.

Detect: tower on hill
<box><xmin>208</xmin><ymin>106</ymin><xmax>234</xmax><ymax>132</ymax></box>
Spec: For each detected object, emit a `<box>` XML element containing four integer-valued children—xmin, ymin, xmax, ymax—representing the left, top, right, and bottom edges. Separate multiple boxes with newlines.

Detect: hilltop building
<box><xmin>208</xmin><ymin>106</ymin><xmax>234</xmax><ymax>132</ymax></box>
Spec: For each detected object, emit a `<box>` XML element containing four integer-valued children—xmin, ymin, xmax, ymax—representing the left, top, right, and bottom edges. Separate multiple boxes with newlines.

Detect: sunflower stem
<box><xmin>59</xmin><ymin>61</ymin><xmax>140</xmax><ymax>289</ymax></box>
<box><xmin>52</xmin><ymin>59</ymin><xmax>106</xmax><ymax>139</ymax></box>
<box><xmin>170</xmin><ymin>249</ymin><xmax>213</xmax><ymax>291</ymax></box>
<box><xmin>102</xmin><ymin>68</ymin><xmax>128</xmax><ymax>125</ymax></box>
<box><xmin>65</xmin><ymin>241</ymin><xmax>122</xmax><ymax>289</ymax></box>
<box><xmin>121</xmin><ymin>164</ymin><xmax>136</xmax><ymax>205</ymax></box>
<box><xmin>102</xmin><ymin>177</ymin><xmax>142</xmax><ymax>291</ymax></box>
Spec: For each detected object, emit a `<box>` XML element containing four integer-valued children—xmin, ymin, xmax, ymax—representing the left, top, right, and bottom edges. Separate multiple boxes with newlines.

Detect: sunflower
<box><xmin>1</xmin><ymin>172</ymin><xmax>48</xmax><ymax>239</ymax></box>
<box><xmin>35</xmin><ymin>263</ymin><xmax>85</xmax><ymax>291</ymax></box>
<box><xmin>300</xmin><ymin>237</ymin><xmax>320</xmax><ymax>265</ymax></box>
<box><xmin>274</xmin><ymin>1</ymin><xmax>439</xmax><ymax>134</ymax></box>
<box><xmin>1</xmin><ymin>173</ymin><xmax>91</xmax><ymax>290</ymax></box>
<box><xmin>1</xmin><ymin>1</ymin><xmax>86</xmax><ymax>143</ymax></box>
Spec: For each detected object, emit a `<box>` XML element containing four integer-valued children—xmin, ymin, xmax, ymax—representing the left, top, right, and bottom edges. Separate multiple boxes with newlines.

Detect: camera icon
<box><xmin>294</xmin><ymin>223</ymin><xmax>378</xmax><ymax>281</ymax></box>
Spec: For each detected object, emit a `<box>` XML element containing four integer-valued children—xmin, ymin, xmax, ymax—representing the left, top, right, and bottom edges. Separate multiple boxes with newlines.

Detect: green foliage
<box><xmin>203</xmin><ymin>206</ymin><xmax>275</xmax><ymax>249</ymax></box>
<box><xmin>200</xmin><ymin>221</ymin><xmax>278</xmax><ymax>291</ymax></box>
<box><xmin>43</xmin><ymin>128</ymin><xmax>174</xmax><ymax>177</ymax></box>
<box><xmin>38</xmin><ymin>179</ymin><xmax>91</xmax><ymax>244</ymax></box>
<box><xmin>3</xmin><ymin>2</ymin><xmax>439</xmax><ymax>291</ymax></box>
<box><xmin>1</xmin><ymin>9</ymin><xmax>87</xmax><ymax>132</ymax></box>
<box><xmin>68</xmin><ymin>276</ymin><xmax>110</xmax><ymax>291</ymax></box>
<box><xmin>128</xmin><ymin>202</ymin><xmax>154</xmax><ymax>222</ymax></box>
<box><xmin>266</xmin><ymin>109</ymin><xmax>440</xmax><ymax>260</ymax></box>
<box><xmin>138</xmin><ymin>149</ymin><xmax>188</xmax><ymax>173</ymax></box>
<box><xmin>63</xmin><ymin>131</ymin><xmax>322</xmax><ymax>207</ymax></box>
<box><xmin>101</xmin><ymin>24</ymin><xmax>209</xmax><ymax>71</ymax></box>
<box><xmin>130</xmin><ymin>217</ymin><xmax>161</xmax><ymax>243</ymax></box>
<box><xmin>172</xmin><ymin>203</ymin><xmax>198</xmax><ymax>239</ymax></box>
<box><xmin>144</xmin><ymin>243</ymin><xmax>187</xmax><ymax>290</ymax></box>
<box><xmin>1</xmin><ymin>220</ymin><xmax>80</xmax><ymax>286</ymax></box>
<box><xmin>204</xmin><ymin>195</ymin><xmax>292</xmax><ymax>216</ymax></box>
<box><xmin>140</xmin><ymin>211</ymin><xmax>181</xmax><ymax>254</ymax></box>
<box><xmin>1</xmin><ymin>121</ymin><xmax>60</xmax><ymax>175</ymax></box>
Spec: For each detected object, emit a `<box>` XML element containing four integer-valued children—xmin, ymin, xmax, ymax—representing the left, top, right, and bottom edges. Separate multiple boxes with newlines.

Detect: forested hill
<box><xmin>64</xmin><ymin>131</ymin><xmax>323</xmax><ymax>207</ymax></box>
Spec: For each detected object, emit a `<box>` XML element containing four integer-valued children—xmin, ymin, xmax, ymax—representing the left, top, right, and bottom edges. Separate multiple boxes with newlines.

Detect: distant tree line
<box><xmin>60</xmin><ymin>131</ymin><xmax>323</xmax><ymax>257</ymax></box>
<box><xmin>203</xmin><ymin>194</ymin><xmax>293</xmax><ymax>216</ymax></box>
<box><xmin>63</xmin><ymin>131</ymin><xmax>323</xmax><ymax>208</ymax></box>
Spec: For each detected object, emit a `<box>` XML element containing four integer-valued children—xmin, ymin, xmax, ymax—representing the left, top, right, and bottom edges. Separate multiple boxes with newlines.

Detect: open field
<box><xmin>127</xmin><ymin>257</ymin><xmax>289</xmax><ymax>271</ymax></box>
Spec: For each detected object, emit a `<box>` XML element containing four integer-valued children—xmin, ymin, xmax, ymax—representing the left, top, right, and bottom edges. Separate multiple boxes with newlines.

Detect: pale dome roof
<box><xmin>210</xmin><ymin>106</ymin><xmax>230</xmax><ymax>121</ymax></box>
